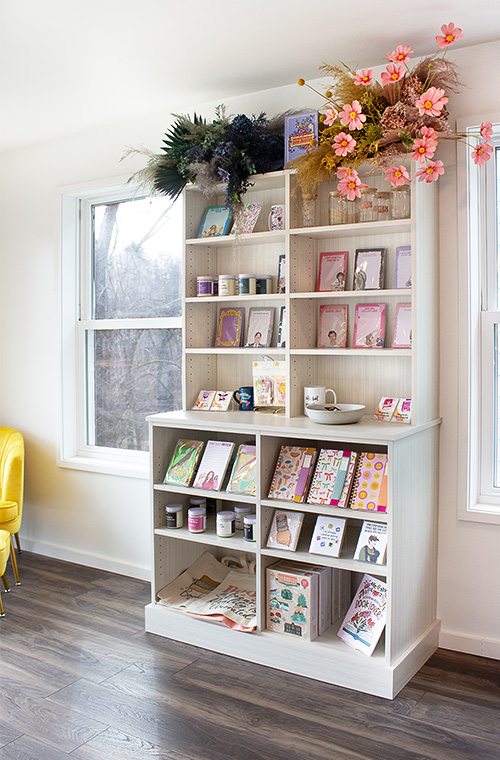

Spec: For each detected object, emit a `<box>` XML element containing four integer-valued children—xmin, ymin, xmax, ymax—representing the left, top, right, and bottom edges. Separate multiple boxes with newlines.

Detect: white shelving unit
<box><xmin>146</xmin><ymin>169</ymin><xmax>440</xmax><ymax>699</ymax></box>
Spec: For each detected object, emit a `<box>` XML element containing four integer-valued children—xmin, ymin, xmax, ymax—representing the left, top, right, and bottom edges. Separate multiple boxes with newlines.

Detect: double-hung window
<box><xmin>60</xmin><ymin>180</ymin><xmax>182</xmax><ymax>476</ymax></box>
<box><xmin>460</xmin><ymin>119</ymin><xmax>500</xmax><ymax>520</ymax></box>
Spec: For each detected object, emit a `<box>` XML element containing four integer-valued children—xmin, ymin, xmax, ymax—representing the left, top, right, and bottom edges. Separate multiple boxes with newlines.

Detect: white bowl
<box><xmin>305</xmin><ymin>403</ymin><xmax>366</xmax><ymax>425</ymax></box>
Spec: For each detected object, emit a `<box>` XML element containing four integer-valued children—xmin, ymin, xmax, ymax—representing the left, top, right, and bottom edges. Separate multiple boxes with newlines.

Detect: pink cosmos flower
<box><xmin>480</xmin><ymin>121</ymin><xmax>493</xmax><ymax>141</ymax></box>
<box><xmin>386</xmin><ymin>45</ymin><xmax>413</xmax><ymax>64</ymax></box>
<box><xmin>411</xmin><ymin>137</ymin><xmax>437</xmax><ymax>164</ymax></box>
<box><xmin>436</xmin><ymin>23</ymin><xmax>464</xmax><ymax>49</ymax></box>
<box><xmin>332</xmin><ymin>132</ymin><xmax>357</xmax><ymax>157</ymax></box>
<box><xmin>420</xmin><ymin>126</ymin><xmax>439</xmax><ymax>145</ymax></box>
<box><xmin>415</xmin><ymin>86</ymin><xmax>449</xmax><ymax>117</ymax></box>
<box><xmin>472</xmin><ymin>141</ymin><xmax>494</xmax><ymax>166</ymax></box>
<box><xmin>337</xmin><ymin>174</ymin><xmax>367</xmax><ymax>201</ymax></box>
<box><xmin>323</xmin><ymin>108</ymin><xmax>338</xmax><ymax>126</ymax></box>
<box><xmin>339</xmin><ymin>101</ymin><xmax>366</xmax><ymax>131</ymax></box>
<box><xmin>353</xmin><ymin>68</ymin><xmax>374</xmax><ymax>86</ymax></box>
<box><xmin>416</xmin><ymin>160</ymin><xmax>445</xmax><ymax>183</ymax></box>
<box><xmin>336</xmin><ymin>166</ymin><xmax>357</xmax><ymax>180</ymax></box>
<box><xmin>381</xmin><ymin>63</ymin><xmax>405</xmax><ymax>86</ymax></box>
<box><xmin>385</xmin><ymin>165</ymin><xmax>411</xmax><ymax>187</ymax></box>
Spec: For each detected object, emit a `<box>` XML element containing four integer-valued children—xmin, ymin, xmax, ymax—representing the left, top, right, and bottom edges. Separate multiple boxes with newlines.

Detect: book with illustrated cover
<box><xmin>353</xmin><ymin>303</ymin><xmax>386</xmax><ymax>348</ymax></box>
<box><xmin>392</xmin><ymin>304</ymin><xmax>412</xmax><ymax>348</ymax></box>
<box><xmin>307</xmin><ymin>449</ymin><xmax>352</xmax><ymax>505</ymax></box>
<box><xmin>193</xmin><ymin>440</ymin><xmax>235</xmax><ymax>491</ymax></box>
<box><xmin>285</xmin><ymin>111</ymin><xmax>318</xmax><ymax>164</ymax></box>
<box><xmin>267</xmin><ymin>561</ymin><xmax>319</xmax><ymax>639</ymax></box>
<box><xmin>318</xmin><ymin>305</ymin><xmax>348</xmax><ymax>348</ymax></box>
<box><xmin>353</xmin><ymin>248</ymin><xmax>386</xmax><ymax>290</ymax></box>
<box><xmin>338</xmin><ymin>574</ymin><xmax>387</xmax><ymax>655</ymax></box>
<box><xmin>336</xmin><ymin>452</ymin><xmax>359</xmax><ymax>508</ymax></box>
<box><xmin>317</xmin><ymin>251</ymin><xmax>348</xmax><ymax>292</ymax></box>
<box><xmin>268</xmin><ymin>445</ymin><xmax>318</xmax><ymax>502</ymax></box>
<box><xmin>226</xmin><ymin>444</ymin><xmax>257</xmax><ymax>496</ymax></box>
<box><xmin>198</xmin><ymin>206</ymin><xmax>232</xmax><ymax>237</ymax></box>
<box><xmin>353</xmin><ymin>521</ymin><xmax>388</xmax><ymax>565</ymax></box>
<box><xmin>192</xmin><ymin>390</ymin><xmax>216</xmax><ymax>410</ymax></box>
<box><xmin>231</xmin><ymin>202</ymin><xmax>262</xmax><ymax>234</ymax></box>
<box><xmin>349</xmin><ymin>453</ymin><xmax>388</xmax><ymax>511</ymax></box>
<box><xmin>163</xmin><ymin>439</ymin><xmax>205</xmax><ymax>487</ymax></box>
<box><xmin>215</xmin><ymin>307</ymin><xmax>244</xmax><ymax>348</ymax></box>
<box><xmin>210</xmin><ymin>391</ymin><xmax>233</xmax><ymax>412</ymax></box>
<box><xmin>308</xmin><ymin>515</ymin><xmax>347</xmax><ymax>558</ymax></box>
<box><xmin>394</xmin><ymin>246</ymin><xmax>412</xmax><ymax>289</ymax></box>
<box><xmin>266</xmin><ymin>510</ymin><xmax>305</xmax><ymax>552</ymax></box>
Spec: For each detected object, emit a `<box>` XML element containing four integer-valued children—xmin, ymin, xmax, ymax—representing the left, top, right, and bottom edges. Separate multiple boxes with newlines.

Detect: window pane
<box><xmin>87</xmin><ymin>328</ymin><xmax>182</xmax><ymax>451</ymax></box>
<box><xmin>495</xmin><ymin>324</ymin><xmax>500</xmax><ymax>488</ymax></box>
<box><xmin>497</xmin><ymin>146</ymin><xmax>500</xmax><ymax>308</ymax></box>
<box><xmin>92</xmin><ymin>196</ymin><xmax>182</xmax><ymax>319</ymax></box>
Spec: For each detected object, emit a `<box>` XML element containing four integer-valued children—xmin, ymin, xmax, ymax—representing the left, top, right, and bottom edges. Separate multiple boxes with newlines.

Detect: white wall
<box><xmin>1</xmin><ymin>41</ymin><xmax>499</xmax><ymax>657</ymax></box>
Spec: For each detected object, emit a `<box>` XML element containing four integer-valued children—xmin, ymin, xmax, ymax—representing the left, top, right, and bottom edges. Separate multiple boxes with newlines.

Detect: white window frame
<box><xmin>457</xmin><ymin>114</ymin><xmax>500</xmax><ymax>522</ymax></box>
<box><xmin>59</xmin><ymin>176</ymin><xmax>182</xmax><ymax>478</ymax></box>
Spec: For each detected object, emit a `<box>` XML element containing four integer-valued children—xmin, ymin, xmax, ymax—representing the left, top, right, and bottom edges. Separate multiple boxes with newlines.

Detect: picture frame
<box><xmin>353</xmin><ymin>303</ymin><xmax>386</xmax><ymax>348</ymax></box>
<box><xmin>353</xmin><ymin>248</ymin><xmax>386</xmax><ymax>290</ymax></box>
<box><xmin>394</xmin><ymin>246</ymin><xmax>412</xmax><ymax>289</ymax></box>
<box><xmin>318</xmin><ymin>304</ymin><xmax>348</xmax><ymax>348</ymax></box>
<box><xmin>277</xmin><ymin>253</ymin><xmax>286</xmax><ymax>293</ymax></box>
<box><xmin>214</xmin><ymin>307</ymin><xmax>244</xmax><ymax>347</ymax></box>
<box><xmin>245</xmin><ymin>307</ymin><xmax>275</xmax><ymax>348</ymax></box>
<box><xmin>198</xmin><ymin>206</ymin><xmax>232</xmax><ymax>238</ymax></box>
<box><xmin>317</xmin><ymin>251</ymin><xmax>348</xmax><ymax>292</ymax></box>
<box><xmin>285</xmin><ymin>111</ymin><xmax>319</xmax><ymax>164</ymax></box>
<box><xmin>392</xmin><ymin>303</ymin><xmax>412</xmax><ymax>348</ymax></box>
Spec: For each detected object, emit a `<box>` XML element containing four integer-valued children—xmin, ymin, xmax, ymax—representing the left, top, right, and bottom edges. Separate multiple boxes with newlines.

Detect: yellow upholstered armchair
<box><xmin>0</xmin><ymin>427</ymin><xmax>24</xmax><ymax>585</ymax></box>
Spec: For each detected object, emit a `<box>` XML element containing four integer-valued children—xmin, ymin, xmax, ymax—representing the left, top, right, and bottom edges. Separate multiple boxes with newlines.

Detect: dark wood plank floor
<box><xmin>1</xmin><ymin>552</ymin><xmax>500</xmax><ymax>759</ymax></box>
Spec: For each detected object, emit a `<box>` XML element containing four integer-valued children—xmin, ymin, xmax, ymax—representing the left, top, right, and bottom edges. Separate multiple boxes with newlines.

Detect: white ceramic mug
<box><xmin>304</xmin><ymin>386</ymin><xmax>337</xmax><ymax>411</ymax></box>
<box><xmin>268</xmin><ymin>204</ymin><xmax>285</xmax><ymax>230</ymax></box>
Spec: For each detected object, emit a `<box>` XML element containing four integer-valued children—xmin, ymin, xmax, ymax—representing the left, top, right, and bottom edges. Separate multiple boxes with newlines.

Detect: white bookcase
<box><xmin>145</xmin><ymin>169</ymin><xmax>440</xmax><ymax>699</ymax></box>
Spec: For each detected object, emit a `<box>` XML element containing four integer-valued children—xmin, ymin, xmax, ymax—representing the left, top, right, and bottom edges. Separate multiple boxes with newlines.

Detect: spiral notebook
<box><xmin>349</xmin><ymin>453</ymin><xmax>388</xmax><ymax>511</ymax></box>
<box><xmin>307</xmin><ymin>449</ymin><xmax>352</xmax><ymax>505</ymax></box>
<box><xmin>268</xmin><ymin>445</ymin><xmax>318</xmax><ymax>502</ymax></box>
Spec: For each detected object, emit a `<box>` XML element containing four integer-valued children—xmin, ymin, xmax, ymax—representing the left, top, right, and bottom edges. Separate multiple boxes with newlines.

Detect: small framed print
<box><xmin>318</xmin><ymin>304</ymin><xmax>348</xmax><ymax>348</ymax></box>
<box><xmin>392</xmin><ymin>304</ymin><xmax>412</xmax><ymax>348</ymax></box>
<box><xmin>353</xmin><ymin>303</ymin><xmax>386</xmax><ymax>348</ymax></box>
<box><xmin>317</xmin><ymin>251</ymin><xmax>348</xmax><ymax>292</ymax></box>
<box><xmin>245</xmin><ymin>307</ymin><xmax>275</xmax><ymax>348</ymax></box>
<box><xmin>353</xmin><ymin>248</ymin><xmax>386</xmax><ymax>290</ymax></box>
<box><xmin>215</xmin><ymin>307</ymin><xmax>244</xmax><ymax>347</ymax></box>
<box><xmin>198</xmin><ymin>206</ymin><xmax>232</xmax><ymax>238</ymax></box>
<box><xmin>394</xmin><ymin>246</ymin><xmax>412</xmax><ymax>289</ymax></box>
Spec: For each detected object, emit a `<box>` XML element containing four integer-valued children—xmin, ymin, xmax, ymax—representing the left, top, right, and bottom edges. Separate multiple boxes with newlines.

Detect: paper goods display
<box><xmin>267</xmin><ymin>562</ymin><xmax>319</xmax><ymax>640</ymax></box>
<box><xmin>268</xmin><ymin>445</ymin><xmax>317</xmax><ymax>502</ymax></box>
<box><xmin>226</xmin><ymin>444</ymin><xmax>257</xmax><ymax>496</ymax></box>
<box><xmin>253</xmin><ymin>360</ymin><xmax>286</xmax><ymax>409</ymax></box>
<box><xmin>193</xmin><ymin>440</ymin><xmax>234</xmax><ymax>491</ymax></box>
<box><xmin>353</xmin><ymin>521</ymin><xmax>388</xmax><ymax>565</ymax></box>
<box><xmin>318</xmin><ymin>305</ymin><xmax>348</xmax><ymax>348</ymax></box>
<box><xmin>163</xmin><ymin>439</ymin><xmax>205</xmax><ymax>487</ymax></box>
<box><xmin>245</xmin><ymin>307</ymin><xmax>275</xmax><ymax>348</ymax></box>
<box><xmin>156</xmin><ymin>551</ymin><xmax>257</xmax><ymax>632</ymax></box>
<box><xmin>266</xmin><ymin>509</ymin><xmax>305</xmax><ymax>551</ymax></box>
<box><xmin>317</xmin><ymin>251</ymin><xmax>348</xmax><ymax>292</ymax></box>
<box><xmin>192</xmin><ymin>390</ymin><xmax>216</xmax><ymax>410</ymax></box>
<box><xmin>349</xmin><ymin>453</ymin><xmax>388</xmax><ymax>511</ymax></box>
<box><xmin>308</xmin><ymin>515</ymin><xmax>347</xmax><ymax>558</ymax></box>
<box><xmin>338</xmin><ymin>574</ymin><xmax>387</xmax><ymax>655</ymax></box>
<box><xmin>353</xmin><ymin>303</ymin><xmax>386</xmax><ymax>348</ymax></box>
<box><xmin>392</xmin><ymin>304</ymin><xmax>412</xmax><ymax>348</ymax></box>
<box><xmin>308</xmin><ymin>449</ymin><xmax>352</xmax><ymax>505</ymax></box>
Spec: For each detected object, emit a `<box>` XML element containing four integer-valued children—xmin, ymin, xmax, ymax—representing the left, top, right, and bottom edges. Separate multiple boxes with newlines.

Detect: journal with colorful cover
<box><xmin>336</xmin><ymin>452</ymin><xmax>359</xmax><ymax>508</ymax></box>
<box><xmin>349</xmin><ymin>452</ymin><xmax>388</xmax><ymax>511</ymax></box>
<box><xmin>163</xmin><ymin>439</ymin><xmax>205</xmax><ymax>487</ymax></box>
<box><xmin>307</xmin><ymin>449</ymin><xmax>352</xmax><ymax>505</ymax></box>
<box><xmin>226</xmin><ymin>444</ymin><xmax>257</xmax><ymax>496</ymax></box>
<box><xmin>268</xmin><ymin>445</ymin><xmax>318</xmax><ymax>502</ymax></box>
<box><xmin>192</xmin><ymin>440</ymin><xmax>235</xmax><ymax>491</ymax></box>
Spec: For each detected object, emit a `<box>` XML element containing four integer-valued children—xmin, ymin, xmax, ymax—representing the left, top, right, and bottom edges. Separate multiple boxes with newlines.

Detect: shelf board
<box><xmin>260</xmin><ymin>499</ymin><xmax>389</xmax><ymax>523</ymax></box>
<box><xmin>187</xmin><ymin>230</ymin><xmax>286</xmax><ymax>247</ymax></box>
<box><xmin>155</xmin><ymin>520</ymin><xmax>254</xmax><ymax>552</ymax></box>
<box><xmin>290</xmin><ymin>219</ymin><xmax>411</xmax><ymax>239</ymax></box>
<box><xmin>185</xmin><ymin>347</ymin><xmax>287</xmax><ymax>356</ymax></box>
<box><xmin>186</xmin><ymin>294</ymin><xmax>286</xmax><ymax>304</ymax></box>
<box><xmin>154</xmin><ymin>483</ymin><xmax>257</xmax><ymax>504</ymax></box>
<box><xmin>262</xmin><ymin>546</ymin><xmax>388</xmax><ymax>577</ymax></box>
<box><xmin>290</xmin><ymin>348</ymin><xmax>412</xmax><ymax>357</ymax></box>
<box><xmin>291</xmin><ymin>289</ymin><xmax>411</xmax><ymax>300</ymax></box>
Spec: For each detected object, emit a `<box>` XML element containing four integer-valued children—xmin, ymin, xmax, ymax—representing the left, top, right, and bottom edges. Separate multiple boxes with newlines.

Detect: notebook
<box><xmin>268</xmin><ymin>445</ymin><xmax>318</xmax><ymax>502</ymax></box>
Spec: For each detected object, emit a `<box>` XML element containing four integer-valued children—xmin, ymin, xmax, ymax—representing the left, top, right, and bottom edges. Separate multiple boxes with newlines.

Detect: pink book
<box><xmin>268</xmin><ymin>445</ymin><xmax>318</xmax><ymax>503</ymax></box>
<box><xmin>349</xmin><ymin>453</ymin><xmax>388</xmax><ymax>511</ymax></box>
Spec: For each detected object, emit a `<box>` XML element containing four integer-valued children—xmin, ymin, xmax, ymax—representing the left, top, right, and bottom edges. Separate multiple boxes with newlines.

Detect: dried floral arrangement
<box><xmin>293</xmin><ymin>23</ymin><xmax>494</xmax><ymax>200</ymax></box>
<box><xmin>127</xmin><ymin>106</ymin><xmax>288</xmax><ymax>213</ymax></box>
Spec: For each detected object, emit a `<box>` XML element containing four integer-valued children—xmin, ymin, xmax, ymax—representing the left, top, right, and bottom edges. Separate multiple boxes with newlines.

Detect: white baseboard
<box><xmin>439</xmin><ymin>630</ymin><xmax>500</xmax><ymax>660</ymax></box>
<box><xmin>19</xmin><ymin>537</ymin><xmax>151</xmax><ymax>582</ymax></box>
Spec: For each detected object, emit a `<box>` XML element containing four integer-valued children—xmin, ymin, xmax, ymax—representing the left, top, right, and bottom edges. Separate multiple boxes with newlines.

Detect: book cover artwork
<box><xmin>285</xmin><ymin>111</ymin><xmax>319</xmax><ymax>164</ymax></box>
<box><xmin>245</xmin><ymin>307</ymin><xmax>275</xmax><ymax>348</ymax></box>
<box><xmin>226</xmin><ymin>444</ymin><xmax>257</xmax><ymax>496</ymax></box>
<box><xmin>317</xmin><ymin>251</ymin><xmax>348</xmax><ymax>292</ymax></box>
<box><xmin>163</xmin><ymin>439</ymin><xmax>205</xmax><ymax>487</ymax></box>
<box><xmin>309</xmin><ymin>515</ymin><xmax>347</xmax><ymax>558</ymax></box>
<box><xmin>267</xmin><ymin>562</ymin><xmax>319</xmax><ymax>640</ymax></box>
<box><xmin>266</xmin><ymin>510</ymin><xmax>305</xmax><ymax>551</ymax></box>
<box><xmin>394</xmin><ymin>246</ymin><xmax>412</xmax><ymax>289</ymax></box>
<box><xmin>353</xmin><ymin>248</ymin><xmax>386</xmax><ymax>290</ymax></box>
<box><xmin>349</xmin><ymin>452</ymin><xmax>388</xmax><ymax>511</ymax></box>
<box><xmin>193</xmin><ymin>440</ymin><xmax>235</xmax><ymax>491</ymax></box>
<box><xmin>338</xmin><ymin>574</ymin><xmax>387</xmax><ymax>655</ymax></box>
<box><xmin>318</xmin><ymin>305</ymin><xmax>348</xmax><ymax>348</ymax></box>
<box><xmin>215</xmin><ymin>307</ymin><xmax>244</xmax><ymax>347</ymax></box>
<box><xmin>392</xmin><ymin>304</ymin><xmax>412</xmax><ymax>348</ymax></box>
<box><xmin>268</xmin><ymin>446</ymin><xmax>317</xmax><ymax>502</ymax></box>
<box><xmin>198</xmin><ymin>206</ymin><xmax>232</xmax><ymax>237</ymax></box>
<box><xmin>353</xmin><ymin>521</ymin><xmax>388</xmax><ymax>565</ymax></box>
<box><xmin>353</xmin><ymin>303</ymin><xmax>386</xmax><ymax>348</ymax></box>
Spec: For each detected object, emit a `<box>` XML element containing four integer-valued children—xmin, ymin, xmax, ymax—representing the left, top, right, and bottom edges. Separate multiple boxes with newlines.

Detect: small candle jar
<box><xmin>187</xmin><ymin>507</ymin><xmax>206</xmax><ymax>533</ymax></box>
<box><xmin>196</xmin><ymin>275</ymin><xmax>216</xmax><ymax>297</ymax></box>
<box><xmin>376</xmin><ymin>191</ymin><xmax>391</xmax><ymax>221</ymax></box>
<box><xmin>301</xmin><ymin>194</ymin><xmax>318</xmax><ymax>227</ymax></box>
<box><xmin>358</xmin><ymin>187</ymin><xmax>377</xmax><ymax>223</ymax></box>
<box><xmin>233</xmin><ymin>504</ymin><xmax>253</xmax><ymax>530</ymax></box>
<box><xmin>256</xmin><ymin>275</ymin><xmax>273</xmax><ymax>294</ymax></box>
<box><xmin>391</xmin><ymin>185</ymin><xmax>411</xmax><ymax>219</ymax></box>
<box><xmin>344</xmin><ymin>197</ymin><xmax>358</xmax><ymax>224</ymax></box>
<box><xmin>216</xmin><ymin>510</ymin><xmax>235</xmax><ymax>537</ymax></box>
<box><xmin>218</xmin><ymin>275</ymin><xmax>237</xmax><ymax>296</ymax></box>
<box><xmin>238</xmin><ymin>274</ymin><xmax>257</xmax><ymax>295</ymax></box>
<box><xmin>329</xmin><ymin>190</ymin><xmax>344</xmax><ymax>225</ymax></box>
<box><xmin>165</xmin><ymin>503</ymin><xmax>183</xmax><ymax>529</ymax></box>
<box><xmin>189</xmin><ymin>496</ymin><xmax>206</xmax><ymax>513</ymax></box>
<box><xmin>243</xmin><ymin>514</ymin><xmax>257</xmax><ymax>542</ymax></box>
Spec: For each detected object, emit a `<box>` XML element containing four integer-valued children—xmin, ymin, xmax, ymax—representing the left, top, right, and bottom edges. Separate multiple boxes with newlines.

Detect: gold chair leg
<box><xmin>14</xmin><ymin>533</ymin><xmax>21</xmax><ymax>554</ymax></box>
<box><xmin>9</xmin><ymin>535</ymin><xmax>20</xmax><ymax>585</ymax></box>
<box><xmin>0</xmin><ymin>592</ymin><xmax>4</xmax><ymax>616</ymax></box>
<box><xmin>1</xmin><ymin>573</ymin><xmax>9</xmax><ymax>592</ymax></box>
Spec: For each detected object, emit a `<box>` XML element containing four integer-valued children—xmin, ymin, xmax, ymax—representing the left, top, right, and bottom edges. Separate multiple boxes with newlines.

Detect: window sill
<box><xmin>58</xmin><ymin>452</ymin><xmax>149</xmax><ymax>479</ymax></box>
<box><xmin>458</xmin><ymin>501</ymin><xmax>500</xmax><ymax>525</ymax></box>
